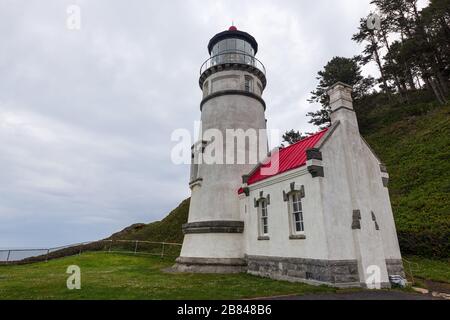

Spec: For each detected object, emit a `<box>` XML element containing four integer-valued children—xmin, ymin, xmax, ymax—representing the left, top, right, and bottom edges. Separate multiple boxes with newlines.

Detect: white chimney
<box><xmin>327</xmin><ymin>82</ymin><xmax>358</xmax><ymax>127</ymax></box>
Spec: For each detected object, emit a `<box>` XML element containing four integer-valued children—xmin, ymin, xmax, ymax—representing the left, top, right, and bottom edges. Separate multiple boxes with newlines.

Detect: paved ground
<box><xmin>262</xmin><ymin>290</ymin><xmax>443</xmax><ymax>300</ymax></box>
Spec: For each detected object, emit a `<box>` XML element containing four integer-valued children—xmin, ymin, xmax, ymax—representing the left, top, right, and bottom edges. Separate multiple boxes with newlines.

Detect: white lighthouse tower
<box><xmin>174</xmin><ymin>26</ymin><xmax>268</xmax><ymax>273</ymax></box>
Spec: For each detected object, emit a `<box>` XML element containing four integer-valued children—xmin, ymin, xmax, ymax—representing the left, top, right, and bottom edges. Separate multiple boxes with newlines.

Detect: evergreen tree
<box><xmin>281</xmin><ymin>130</ymin><xmax>305</xmax><ymax>146</ymax></box>
<box><xmin>307</xmin><ymin>56</ymin><xmax>374</xmax><ymax>127</ymax></box>
<box><xmin>368</xmin><ymin>0</ymin><xmax>449</xmax><ymax>104</ymax></box>
<box><xmin>352</xmin><ymin>16</ymin><xmax>392</xmax><ymax>95</ymax></box>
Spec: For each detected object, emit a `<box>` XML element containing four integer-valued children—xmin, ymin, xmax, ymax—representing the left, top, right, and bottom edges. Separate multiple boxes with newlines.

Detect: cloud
<box><xmin>0</xmin><ymin>0</ymin><xmax>376</xmax><ymax>247</ymax></box>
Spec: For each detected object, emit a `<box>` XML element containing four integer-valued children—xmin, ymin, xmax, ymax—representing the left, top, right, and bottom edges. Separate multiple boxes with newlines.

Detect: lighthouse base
<box><xmin>172</xmin><ymin>257</ymin><xmax>247</xmax><ymax>274</ymax></box>
<box><xmin>174</xmin><ymin>232</ymin><xmax>246</xmax><ymax>273</ymax></box>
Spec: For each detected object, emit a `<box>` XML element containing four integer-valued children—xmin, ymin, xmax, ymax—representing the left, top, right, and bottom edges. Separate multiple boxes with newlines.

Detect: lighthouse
<box><xmin>173</xmin><ymin>26</ymin><xmax>404</xmax><ymax>287</ymax></box>
<box><xmin>174</xmin><ymin>26</ymin><xmax>268</xmax><ymax>273</ymax></box>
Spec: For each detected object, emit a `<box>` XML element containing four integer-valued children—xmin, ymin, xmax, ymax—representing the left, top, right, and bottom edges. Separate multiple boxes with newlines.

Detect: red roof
<box><xmin>243</xmin><ymin>128</ymin><xmax>328</xmax><ymax>188</ymax></box>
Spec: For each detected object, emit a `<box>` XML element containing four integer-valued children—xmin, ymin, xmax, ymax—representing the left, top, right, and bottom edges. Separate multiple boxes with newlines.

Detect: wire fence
<box><xmin>0</xmin><ymin>239</ymin><xmax>182</xmax><ymax>265</ymax></box>
<box><xmin>1</xmin><ymin>242</ymin><xmax>418</xmax><ymax>284</ymax></box>
<box><xmin>402</xmin><ymin>257</ymin><xmax>420</xmax><ymax>284</ymax></box>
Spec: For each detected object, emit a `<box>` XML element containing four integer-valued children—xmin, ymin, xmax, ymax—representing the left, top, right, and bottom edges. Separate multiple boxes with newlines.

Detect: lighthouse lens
<box><xmin>210</xmin><ymin>38</ymin><xmax>255</xmax><ymax>66</ymax></box>
<box><xmin>212</xmin><ymin>39</ymin><xmax>254</xmax><ymax>57</ymax></box>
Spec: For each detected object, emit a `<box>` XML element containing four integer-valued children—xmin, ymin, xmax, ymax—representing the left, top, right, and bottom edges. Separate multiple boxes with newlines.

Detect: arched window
<box><xmin>244</xmin><ymin>75</ymin><xmax>253</xmax><ymax>93</ymax></box>
<box><xmin>290</xmin><ymin>192</ymin><xmax>304</xmax><ymax>234</ymax></box>
<box><xmin>203</xmin><ymin>81</ymin><xmax>209</xmax><ymax>98</ymax></box>
<box><xmin>257</xmin><ymin>83</ymin><xmax>263</xmax><ymax>95</ymax></box>
<box><xmin>190</xmin><ymin>150</ymin><xmax>198</xmax><ymax>182</ymax></box>
<box><xmin>254</xmin><ymin>192</ymin><xmax>270</xmax><ymax>240</ymax></box>
<box><xmin>259</xmin><ymin>199</ymin><xmax>269</xmax><ymax>236</ymax></box>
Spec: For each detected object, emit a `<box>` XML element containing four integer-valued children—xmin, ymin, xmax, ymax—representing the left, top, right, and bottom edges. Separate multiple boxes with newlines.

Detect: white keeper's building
<box><xmin>173</xmin><ymin>26</ymin><xmax>405</xmax><ymax>288</ymax></box>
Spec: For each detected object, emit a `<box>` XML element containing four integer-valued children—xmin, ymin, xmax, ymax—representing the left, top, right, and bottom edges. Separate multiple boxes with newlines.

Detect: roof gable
<box><xmin>246</xmin><ymin>128</ymin><xmax>329</xmax><ymax>186</ymax></box>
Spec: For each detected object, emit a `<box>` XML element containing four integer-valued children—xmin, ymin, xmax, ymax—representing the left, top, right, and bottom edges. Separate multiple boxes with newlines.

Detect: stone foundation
<box><xmin>246</xmin><ymin>255</ymin><xmax>360</xmax><ymax>288</ymax></box>
<box><xmin>172</xmin><ymin>257</ymin><xmax>247</xmax><ymax>274</ymax></box>
<box><xmin>171</xmin><ymin>255</ymin><xmax>400</xmax><ymax>288</ymax></box>
<box><xmin>385</xmin><ymin>259</ymin><xmax>406</xmax><ymax>278</ymax></box>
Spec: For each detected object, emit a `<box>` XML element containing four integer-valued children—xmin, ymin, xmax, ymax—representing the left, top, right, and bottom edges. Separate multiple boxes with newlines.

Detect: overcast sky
<box><xmin>0</xmin><ymin>0</ymin><xmax>392</xmax><ymax>248</ymax></box>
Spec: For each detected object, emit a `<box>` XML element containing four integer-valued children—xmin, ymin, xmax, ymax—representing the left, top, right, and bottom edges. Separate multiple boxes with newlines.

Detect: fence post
<box><xmin>6</xmin><ymin>250</ymin><xmax>11</xmax><ymax>264</ymax></box>
<box><xmin>134</xmin><ymin>240</ymin><xmax>138</xmax><ymax>254</ymax></box>
<box><xmin>108</xmin><ymin>240</ymin><xmax>113</xmax><ymax>253</ymax></box>
<box><xmin>45</xmin><ymin>249</ymin><xmax>50</xmax><ymax>262</ymax></box>
<box><xmin>406</xmin><ymin>259</ymin><xmax>415</xmax><ymax>285</ymax></box>
<box><xmin>161</xmin><ymin>242</ymin><xmax>165</xmax><ymax>258</ymax></box>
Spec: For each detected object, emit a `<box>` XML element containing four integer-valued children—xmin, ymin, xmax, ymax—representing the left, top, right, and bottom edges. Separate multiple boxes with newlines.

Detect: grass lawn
<box><xmin>0</xmin><ymin>252</ymin><xmax>335</xmax><ymax>300</ymax></box>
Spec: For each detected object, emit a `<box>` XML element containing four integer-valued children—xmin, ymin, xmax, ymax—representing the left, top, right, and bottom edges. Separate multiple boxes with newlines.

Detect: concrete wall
<box><xmin>239</xmin><ymin>165</ymin><xmax>362</xmax><ymax>287</ymax></box>
<box><xmin>319</xmin><ymin>120</ymin><xmax>389</xmax><ymax>285</ymax></box>
<box><xmin>180</xmin><ymin>233</ymin><xmax>244</xmax><ymax>259</ymax></box>
<box><xmin>241</xmin><ymin>169</ymin><xmax>329</xmax><ymax>260</ymax></box>
<box><xmin>319</xmin><ymin>87</ymin><xmax>403</xmax><ymax>286</ymax></box>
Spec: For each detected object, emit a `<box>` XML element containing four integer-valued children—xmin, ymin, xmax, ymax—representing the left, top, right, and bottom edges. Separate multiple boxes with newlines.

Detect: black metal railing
<box><xmin>200</xmin><ymin>52</ymin><xmax>266</xmax><ymax>76</ymax></box>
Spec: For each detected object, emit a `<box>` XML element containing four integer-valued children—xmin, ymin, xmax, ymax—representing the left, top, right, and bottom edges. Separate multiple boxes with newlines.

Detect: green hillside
<box><xmin>356</xmin><ymin>92</ymin><xmax>450</xmax><ymax>258</ymax></box>
<box><xmin>108</xmin><ymin>198</ymin><xmax>190</xmax><ymax>244</ymax></box>
<box><xmin>112</xmin><ymin>93</ymin><xmax>449</xmax><ymax>259</ymax></box>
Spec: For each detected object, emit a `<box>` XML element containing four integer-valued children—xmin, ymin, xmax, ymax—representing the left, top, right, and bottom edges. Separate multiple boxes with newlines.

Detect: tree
<box><xmin>281</xmin><ymin>130</ymin><xmax>305</xmax><ymax>146</ymax></box>
<box><xmin>416</xmin><ymin>0</ymin><xmax>450</xmax><ymax>102</ymax></box>
<box><xmin>369</xmin><ymin>0</ymin><xmax>449</xmax><ymax>104</ymax></box>
<box><xmin>307</xmin><ymin>56</ymin><xmax>374</xmax><ymax>127</ymax></box>
<box><xmin>352</xmin><ymin>16</ymin><xmax>392</xmax><ymax>96</ymax></box>
<box><xmin>281</xmin><ymin>129</ymin><xmax>311</xmax><ymax>147</ymax></box>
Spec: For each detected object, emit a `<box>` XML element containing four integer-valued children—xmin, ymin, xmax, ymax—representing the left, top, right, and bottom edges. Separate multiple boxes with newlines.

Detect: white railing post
<box><xmin>161</xmin><ymin>242</ymin><xmax>165</xmax><ymax>258</ymax></box>
<box><xmin>6</xmin><ymin>250</ymin><xmax>11</xmax><ymax>264</ymax></box>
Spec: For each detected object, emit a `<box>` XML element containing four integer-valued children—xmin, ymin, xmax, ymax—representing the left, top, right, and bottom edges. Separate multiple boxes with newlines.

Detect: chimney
<box><xmin>327</xmin><ymin>82</ymin><xmax>358</xmax><ymax>127</ymax></box>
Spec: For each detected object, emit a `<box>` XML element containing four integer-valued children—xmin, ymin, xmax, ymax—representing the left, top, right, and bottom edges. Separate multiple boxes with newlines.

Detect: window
<box><xmin>257</xmin><ymin>83</ymin><xmax>263</xmax><ymax>95</ymax></box>
<box><xmin>203</xmin><ymin>81</ymin><xmax>209</xmax><ymax>98</ymax></box>
<box><xmin>291</xmin><ymin>193</ymin><xmax>304</xmax><ymax>234</ymax></box>
<box><xmin>218</xmin><ymin>40</ymin><xmax>226</xmax><ymax>53</ymax></box>
<box><xmin>210</xmin><ymin>38</ymin><xmax>255</xmax><ymax>67</ymax></box>
<box><xmin>236</xmin><ymin>39</ymin><xmax>246</xmax><ymax>64</ymax></box>
<box><xmin>244</xmin><ymin>76</ymin><xmax>253</xmax><ymax>92</ymax></box>
<box><xmin>226</xmin><ymin>38</ymin><xmax>236</xmax><ymax>52</ymax></box>
<box><xmin>190</xmin><ymin>160</ymin><xmax>199</xmax><ymax>183</ymax></box>
<box><xmin>259</xmin><ymin>200</ymin><xmax>269</xmax><ymax>236</ymax></box>
<box><xmin>236</xmin><ymin>39</ymin><xmax>245</xmax><ymax>53</ymax></box>
<box><xmin>255</xmin><ymin>193</ymin><xmax>270</xmax><ymax>239</ymax></box>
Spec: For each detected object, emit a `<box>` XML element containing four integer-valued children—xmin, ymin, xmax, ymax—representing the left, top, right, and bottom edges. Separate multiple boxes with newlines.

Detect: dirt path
<box><xmin>422</xmin><ymin>279</ymin><xmax>450</xmax><ymax>294</ymax></box>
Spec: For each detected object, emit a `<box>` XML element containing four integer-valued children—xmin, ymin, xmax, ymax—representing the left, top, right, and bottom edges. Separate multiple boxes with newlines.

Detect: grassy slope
<box><xmin>108</xmin><ymin>198</ymin><xmax>190</xmax><ymax>243</ymax></box>
<box><xmin>0</xmin><ymin>252</ymin><xmax>333</xmax><ymax>300</ymax></box>
<box><xmin>356</xmin><ymin>93</ymin><xmax>450</xmax><ymax>258</ymax></box>
<box><xmin>404</xmin><ymin>255</ymin><xmax>450</xmax><ymax>284</ymax></box>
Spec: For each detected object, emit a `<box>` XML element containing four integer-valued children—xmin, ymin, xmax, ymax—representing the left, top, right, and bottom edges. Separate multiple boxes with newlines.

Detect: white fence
<box><xmin>0</xmin><ymin>239</ymin><xmax>182</xmax><ymax>264</ymax></box>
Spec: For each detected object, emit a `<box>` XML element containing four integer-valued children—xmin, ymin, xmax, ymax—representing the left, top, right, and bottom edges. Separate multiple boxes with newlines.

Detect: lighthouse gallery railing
<box><xmin>200</xmin><ymin>52</ymin><xmax>266</xmax><ymax>76</ymax></box>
